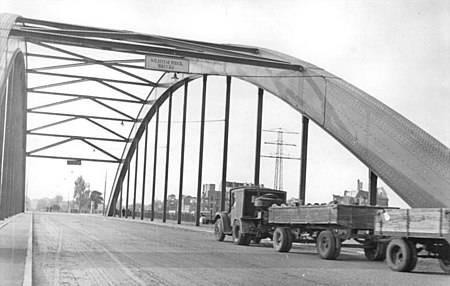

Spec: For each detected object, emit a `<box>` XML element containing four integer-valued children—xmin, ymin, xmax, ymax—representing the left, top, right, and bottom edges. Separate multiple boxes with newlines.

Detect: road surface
<box><xmin>33</xmin><ymin>212</ymin><xmax>449</xmax><ymax>285</ymax></box>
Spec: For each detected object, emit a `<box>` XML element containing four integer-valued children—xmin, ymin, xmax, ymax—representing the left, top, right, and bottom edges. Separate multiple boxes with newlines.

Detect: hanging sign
<box><xmin>145</xmin><ymin>55</ymin><xmax>189</xmax><ymax>73</ymax></box>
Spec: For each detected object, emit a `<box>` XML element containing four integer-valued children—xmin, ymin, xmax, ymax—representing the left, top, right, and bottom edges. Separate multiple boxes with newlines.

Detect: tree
<box><xmin>89</xmin><ymin>190</ymin><xmax>103</xmax><ymax>210</ymax></box>
<box><xmin>51</xmin><ymin>204</ymin><xmax>61</xmax><ymax>212</ymax></box>
<box><xmin>73</xmin><ymin>176</ymin><xmax>91</xmax><ymax>211</ymax></box>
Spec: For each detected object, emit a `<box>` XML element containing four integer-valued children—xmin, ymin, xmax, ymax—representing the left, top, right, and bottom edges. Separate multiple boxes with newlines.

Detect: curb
<box><xmin>22</xmin><ymin>212</ymin><xmax>33</xmax><ymax>286</ymax></box>
<box><xmin>108</xmin><ymin>216</ymin><xmax>214</xmax><ymax>234</ymax></box>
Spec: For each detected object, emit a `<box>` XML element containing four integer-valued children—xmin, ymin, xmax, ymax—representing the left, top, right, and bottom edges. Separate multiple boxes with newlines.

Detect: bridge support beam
<box><xmin>369</xmin><ymin>171</ymin><xmax>378</xmax><ymax>206</ymax></box>
<box><xmin>163</xmin><ymin>91</ymin><xmax>173</xmax><ymax>223</ymax></box>
<box><xmin>178</xmin><ymin>82</ymin><xmax>189</xmax><ymax>224</ymax></box>
<box><xmin>254</xmin><ymin>88</ymin><xmax>264</xmax><ymax>185</ymax></box>
<box><xmin>125</xmin><ymin>161</ymin><xmax>130</xmax><ymax>218</ymax></box>
<box><xmin>132</xmin><ymin>144</ymin><xmax>139</xmax><ymax>219</ymax></box>
<box><xmin>151</xmin><ymin>105</ymin><xmax>160</xmax><ymax>221</ymax></box>
<box><xmin>141</xmin><ymin>124</ymin><xmax>148</xmax><ymax>220</ymax></box>
<box><xmin>299</xmin><ymin>116</ymin><xmax>309</xmax><ymax>205</ymax></box>
<box><xmin>119</xmin><ymin>185</ymin><xmax>122</xmax><ymax>217</ymax></box>
<box><xmin>221</xmin><ymin>76</ymin><xmax>231</xmax><ymax>211</ymax></box>
<box><xmin>196</xmin><ymin>75</ymin><xmax>207</xmax><ymax>227</ymax></box>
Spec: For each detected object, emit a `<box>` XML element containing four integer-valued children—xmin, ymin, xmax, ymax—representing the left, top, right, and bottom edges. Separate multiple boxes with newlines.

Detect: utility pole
<box><xmin>262</xmin><ymin>128</ymin><xmax>300</xmax><ymax>190</ymax></box>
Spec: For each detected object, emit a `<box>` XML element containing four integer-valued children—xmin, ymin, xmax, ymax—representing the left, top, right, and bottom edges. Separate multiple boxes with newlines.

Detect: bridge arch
<box><xmin>107</xmin><ymin>48</ymin><xmax>450</xmax><ymax>213</ymax></box>
<box><xmin>0</xmin><ymin>47</ymin><xmax>27</xmax><ymax>219</ymax></box>
<box><xmin>0</xmin><ymin>14</ymin><xmax>448</xmax><ymax>220</ymax></box>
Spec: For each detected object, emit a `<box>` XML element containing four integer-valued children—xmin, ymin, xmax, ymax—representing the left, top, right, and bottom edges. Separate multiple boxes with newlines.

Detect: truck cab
<box><xmin>214</xmin><ymin>186</ymin><xmax>286</xmax><ymax>245</ymax></box>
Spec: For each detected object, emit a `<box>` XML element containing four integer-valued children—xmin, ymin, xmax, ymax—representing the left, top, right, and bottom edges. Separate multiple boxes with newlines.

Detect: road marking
<box><xmin>22</xmin><ymin>212</ymin><xmax>33</xmax><ymax>286</ymax></box>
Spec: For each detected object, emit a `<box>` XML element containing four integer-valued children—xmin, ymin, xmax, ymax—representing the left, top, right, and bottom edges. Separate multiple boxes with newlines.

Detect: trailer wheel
<box><xmin>273</xmin><ymin>227</ymin><xmax>292</xmax><ymax>252</ymax></box>
<box><xmin>233</xmin><ymin>220</ymin><xmax>250</xmax><ymax>246</ymax></box>
<box><xmin>364</xmin><ymin>242</ymin><xmax>386</xmax><ymax>261</ymax></box>
<box><xmin>316</xmin><ymin>230</ymin><xmax>338</xmax><ymax>260</ymax></box>
<box><xmin>386</xmin><ymin>238</ymin><xmax>414</xmax><ymax>272</ymax></box>
<box><xmin>330</xmin><ymin>237</ymin><xmax>342</xmax><ymax>260</ymax></box>
<box><xmin>214</xmin><ymin>218</ymin><xmax>226</xmax><ymax>242</ymax></box>
<box><xmin>405</xmin><ymin>240</ymin><xmax>418</xmax><ymax>272</ymax></box>
<box><xmin>438</xmin><ymin>258</ymin><xmax>450</xmax><ymax>274</ymax></box>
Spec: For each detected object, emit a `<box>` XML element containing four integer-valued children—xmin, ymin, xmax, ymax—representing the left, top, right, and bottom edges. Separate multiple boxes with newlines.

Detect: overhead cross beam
<box><xmin>12</xmin><ymin>19</ymin><xmax>304</xmax><ymax>72</ymax></box>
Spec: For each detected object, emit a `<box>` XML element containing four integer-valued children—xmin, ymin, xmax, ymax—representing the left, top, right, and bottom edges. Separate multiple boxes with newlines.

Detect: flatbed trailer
<box><xmin>213</xmin><ymin>187</ymin><xmax>450</xmax><ymax>274</ymax></box>
<box><xmin>267</xmin><ymin>204</ymin><xmax>390</xmax><ymax>261</ymax></box>
<box><xmin>374</xmin><ymin>208</ymin><xmax>450</xmax><ymax>273</ymax></box>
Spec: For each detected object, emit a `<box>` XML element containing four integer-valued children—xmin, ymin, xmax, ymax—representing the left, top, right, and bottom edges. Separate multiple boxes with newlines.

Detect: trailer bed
<box><xmin>375</xmin><ymin>208</ymin><xmax>450</xmax><ymax>240</ymax></box>
<box><xmin>268</xmin><ymin>204</ymin><xmax>386</xmax><ymax>230</ymax></box>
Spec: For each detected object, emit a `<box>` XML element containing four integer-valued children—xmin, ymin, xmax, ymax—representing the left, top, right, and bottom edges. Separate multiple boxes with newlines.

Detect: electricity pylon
<box><xmin>262</xmin><ymin>128</ymin><xmax>300</xmax><ymax>190</ymax></box>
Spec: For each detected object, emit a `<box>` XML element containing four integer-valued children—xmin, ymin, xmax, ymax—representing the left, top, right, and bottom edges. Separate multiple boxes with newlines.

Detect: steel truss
<box><xmin>1</xmin><ymin>13</ymin><xmax>447</xmax><ymax>225</ymax></box>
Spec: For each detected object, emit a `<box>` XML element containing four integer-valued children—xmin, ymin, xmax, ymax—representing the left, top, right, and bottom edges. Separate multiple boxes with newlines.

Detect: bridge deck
<box><xmin>4</xmin><ymin>212</ymin><xmax>443</xmax><ymax>285</ymax></box>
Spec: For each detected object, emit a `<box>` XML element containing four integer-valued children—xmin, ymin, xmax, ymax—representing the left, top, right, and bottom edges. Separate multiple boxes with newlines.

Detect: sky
<box><xmin>2</xmin><ymin>0</ymin><xmax>449</xmax><ymax>208</ymax></box>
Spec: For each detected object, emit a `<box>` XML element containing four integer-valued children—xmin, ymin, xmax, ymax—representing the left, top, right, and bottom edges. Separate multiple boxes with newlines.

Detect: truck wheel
<box><xmin>438</xmin><ymin>258</ymin><xmax>450</xmax><ymax>274</ymax></box>
<box><xmin>273</xmin><ymin>227</ymin><xmax>292</xmax><ymax>252</ymax></box>
<box><xmin>364</xmin><ymin>242</ymin><xmax>386</xmax><ymax>261</ymax></box>
<box><xmin>214</xmin><ymin>218</ymin><xmax>226</xmax><ymax>242</ymax></box>
<box><xmin>316</xmin><ymin>230</ymin><xmax>337</xmax><ymax>260</ymax></box>
<box><xmin>386</xmin><ymin>238</ymin><xmax>413</xmax><ymax>272</ymax></box>
<box><xmin>233</xmin><ymin>220</ymin><xmax>250</xmax><ymax>246</ymax></box>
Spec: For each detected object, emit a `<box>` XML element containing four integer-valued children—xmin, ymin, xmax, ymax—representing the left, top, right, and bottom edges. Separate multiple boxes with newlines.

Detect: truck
<box><xmin>213</xmin><ymin>186</ymin><xmax>450</xmax><ymax>274</ymax></box>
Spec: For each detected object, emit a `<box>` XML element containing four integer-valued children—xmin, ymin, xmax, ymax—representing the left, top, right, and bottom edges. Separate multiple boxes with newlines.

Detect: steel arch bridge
<box><xmin>0</xmin><ymin>13</ymin><xmax>449</xmax><ymax>221</ymax></box>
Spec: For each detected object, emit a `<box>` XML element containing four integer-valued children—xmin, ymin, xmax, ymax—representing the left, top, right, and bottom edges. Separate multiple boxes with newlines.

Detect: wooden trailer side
<box><xmin>375</xmin><ymin>208</ymin><xmax>450</xmax><ymax>239</ymax></box>
<box><xmin>268</xmin><ymin>205</ymin><xmax>383</xmax><ymax>230</ymax></box>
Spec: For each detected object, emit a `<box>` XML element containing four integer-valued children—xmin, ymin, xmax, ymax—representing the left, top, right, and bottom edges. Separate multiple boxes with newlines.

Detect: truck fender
<box><xmin>214</xmin><ymin>213</ymin><xmax>232</xmax><ymax>233</ymax></box>
<box><xmin>239</xmin><ymin>219</ymin><xmax>257</xmax><ymax>235</ymax></box>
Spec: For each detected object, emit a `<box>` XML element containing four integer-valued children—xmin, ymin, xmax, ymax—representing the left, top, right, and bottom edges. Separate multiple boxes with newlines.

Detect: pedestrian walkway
<box><xmin>0</xmin><ymin>212</ymin><xmax>32</xmax><ymax>286</ymax></box>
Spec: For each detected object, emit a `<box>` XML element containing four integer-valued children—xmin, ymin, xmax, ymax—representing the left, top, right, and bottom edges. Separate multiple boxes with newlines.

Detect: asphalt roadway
<box><xmin>32</xmin><ymin>212</ymin><xmax>449</xmax><ymax>286</ymax></box>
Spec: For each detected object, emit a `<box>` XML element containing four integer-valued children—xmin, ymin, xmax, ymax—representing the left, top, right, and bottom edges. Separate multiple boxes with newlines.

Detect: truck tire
<box><xmin>386</xmin><ymin>238</ymin><xmax>414</xmax><ymax>272</ymax></box>
<box><xmin>233</xmin><ymin>220</ymin><xmax>250</xmax><ymax>246</ymax></box>
<box><xmin>316</xmin><ymin>230</ymin><xmax>337</xmax><ymax>260</ymax></box>
<box><xmin>364</xmin><ymin>242</ymin><xmax>386</xmax><ymax>261</ymax></box>
<box><xmin>273</xmin><ymin>227</ymin><xmax>292</xmax><ymax>252</ymax></box>
<box><xmin>438</xmin><ymin>258</ymin><xmax>450</xmax><ymax>274</ymax></box>
<box><xmin>214</xmin><ymin>218</ymin><xmax>226</xmax><ymax>242</ymax></box>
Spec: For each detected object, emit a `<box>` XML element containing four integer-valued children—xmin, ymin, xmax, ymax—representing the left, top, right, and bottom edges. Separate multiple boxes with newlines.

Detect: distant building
<box><xmin>332</xmin><ymin>180</ymin><xmax>389</xmax><ymax>206</ymax></box>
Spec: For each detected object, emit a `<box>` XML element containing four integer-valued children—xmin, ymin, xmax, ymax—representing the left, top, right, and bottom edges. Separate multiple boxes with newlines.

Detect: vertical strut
<box><xmin>141</xmin><ymin>124</ymin><xmax>148</xmax><ymax>220</ymax></box>
<box><xmin>125</xmin><ymin>160</ymin><xmax>130</xmax><ymax>218</ymax></box>
<box><xmin>196</xmin><ymin>75</ymin><xmax>207</xmax><ymax>227</ymax></box>
<box><xmin>119</xmin><ymin>185</ymin><xmax>123</xmax><ymax>217</ymax></box>
<box><xmin>132</xmin><ymin>143</ymin><xmax>139</xmax><ymax>219</ymax></box>
<box><xmin>254</xmin><ymin>88</ymin><xmax>264</xmax><ymax>185</ymax></box>
<box><xmin>221</xmin><ymin>76</ymin><xmax>231</xmax><ymax>211</ymax></box>
<box><xmin>299</xmin><ymin>116</ymin><xmax>309</xmax><ymax>205</ymax></box>
<box><xmin>163</xmin><ymin>91</ymin><xmax>173</xmax><ymax>223</ymax></box>
<box><xmin>369</xmin><ymin>170</ymin><xmax>378</xmax><ymax>206</ymax></box>
<box><xmin>178</xmin><ymin>82</ymin><xmax>189</xmax><ymax>224</ymax></box>
<box><xmin>112</xmin><ymin>197</ymin><xmax>117</xmax><ymax>217</ymax></box>
<box><xmin>151</xmin><ymin>105</ymin><xmax>159</xmax><ymax>221</ymax></box>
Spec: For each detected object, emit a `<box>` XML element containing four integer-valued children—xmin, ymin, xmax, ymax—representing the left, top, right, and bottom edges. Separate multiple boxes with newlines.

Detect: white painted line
<box><xmin>22</xmin><ymin>212</ymin><xmax>33</xmax><ymax>286</ymax></box>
